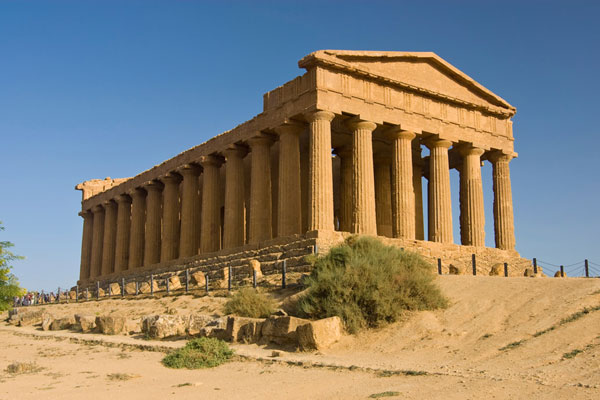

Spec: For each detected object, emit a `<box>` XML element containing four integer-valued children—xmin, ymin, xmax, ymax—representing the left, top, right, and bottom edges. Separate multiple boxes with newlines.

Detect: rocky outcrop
<box><xmin>297</xmin><ymin>316</ymin><xmax>343</xmax><ymax>351</ymax></box>
<box><xmin>225</xmin><ymin>316</ymin><xmax>264</xmax><ymax>343</ymax></box>
<box><xmin>95</xmin><ymin>315</ymin><xmax>127</xmax><ymax>335</ymax></box>
<box><xmin>75</xmin><ymin>314</ymin><xmax>97</xmax><ymax>333</ymax></box>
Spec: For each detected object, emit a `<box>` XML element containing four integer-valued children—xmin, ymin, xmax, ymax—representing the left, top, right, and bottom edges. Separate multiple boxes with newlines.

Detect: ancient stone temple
<box><xmin>76</xmin><ymin>50</ymin><xmax>529</xmax><ymax>286</ymax></box>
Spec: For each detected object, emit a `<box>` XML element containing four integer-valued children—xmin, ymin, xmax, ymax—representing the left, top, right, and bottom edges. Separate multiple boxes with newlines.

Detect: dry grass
<box><xmin>5</xmin><ymin>361</ymin><xmax>43</xmax><ymax>375</ymax></box>
<box><xmin>106</xmin><ymin>373</ymin><xmax>140</xmax><ymax>381</ymax></box>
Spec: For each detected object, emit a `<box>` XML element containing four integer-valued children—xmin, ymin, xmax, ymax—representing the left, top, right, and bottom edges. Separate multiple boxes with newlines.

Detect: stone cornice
<box><xmin>299</xmin><ymin>50</ymin><xmax>516</xmax><ymax>118</ymax></box>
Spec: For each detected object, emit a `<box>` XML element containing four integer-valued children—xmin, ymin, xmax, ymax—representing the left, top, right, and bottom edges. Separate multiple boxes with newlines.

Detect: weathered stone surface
<box><xmin>168</xmin><ymin>275</ymin><xmax>182</xmax><ymax>291</ymax></box>
<box><xmin>489</xmin><ymin>263</ymin><xmax>504</xmax><ymax>276</ymax></box>
<box><xmin>14</xmin><ymin>309</ymin><xmax>44</xmax><ymax>327</ymax></box>
<box><xmin>75</xmin><ymin>314</ymin><xmax>97</xmax><ymax>333</ymax></box>
<box><xmin>187</xmin><ymin>315</ymin><xmax>213</xmax><ymax>336</ymax></box>
<box><xmin>199</xmin><ymin>317</ymin><xmax>228</xmax><ymax>340</ymax></box>
<box><xmin>281</xmin><ymin>289</ymin><xmax>307</xmax><ymax>314</ymax></box>
<box><xmin>191</xmin><ymin>272</ymin><xmax>206</xmax><ymax>287</ymax></box>
<box><xmin>297</xmin><ymin>316</ymin><xmax>344</xmax><ymax>351</ymax></box>
<box><xmin>139</xmin><ymin>280</ymin><xmax>159</xmax><ymax>294</ymax></box>
<box><xmin>142</xmin><ymin>315</ymin><xmax>187</xmax><ymax>339</ymax></box>
<box><xmin>554</xmin><ymin>271</ymin><xmax>567</xmax><ymax>278</ymax></box>
<box><xmin>125</xmin><ymin>282</ymin><xmax>137</xmax><ymax>295</ymax></box>
<box><xmin>97</xmin><ymin>287</ymin><xmax>105</xmax><ymax>297</ymax></box>
<box><xmin>109</xmin><ymin>282</ymin><xmax>121</xmax><ymax>296</ymax></box>
<box><xmin>125</xmin><ymin>318</ymin><xmax>142</xmax><ymax>334</ymax></box>
<box><xmin>248</xmin><ymin>259</ymin><xmax>263</xmax><ymax>279</ymax></box>
<box><xmin>50</xmin><ymin>315</ymin><xmax>76</xmax><ymax>331</ymax></box>
<box><xmin>448</xmin><ymin>264</ymin><xmax>464</xmax><ymax>275</ymax></box>
<box><xmin>261</xmin><ymin>316</ymin><xmax>310</xmax><ymax>345</ymax></box>
<box><xmin>96</xmin><ymin>315</ymin><xmax>127</xmax><ymax>335</ymax></box>
<box><xmin>68</xmin><ymin>290</ymin><xmax>77</xmax><ymax>300</ymax></box>
<box><xmin>225</xmin><ymin>316</ymin><xmax>264</xmax><ymax>343</ymax></box>
<box><xmin>41</xmin><ymin>313</ymin><xmax>55</xmax><ymax>331</ymax></box>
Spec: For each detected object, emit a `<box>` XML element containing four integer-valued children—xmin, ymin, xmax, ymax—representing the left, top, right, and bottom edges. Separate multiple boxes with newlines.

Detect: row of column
<box><xmin>79</xmin><ymin>109</ymin><xmax>516</xmax><ymax>281</ymax></box>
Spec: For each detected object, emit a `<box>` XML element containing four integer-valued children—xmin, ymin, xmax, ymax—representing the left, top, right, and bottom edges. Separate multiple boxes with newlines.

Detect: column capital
<box><xmin>274</xmin><ymin>120</ymin><xmax>305</xmax><ymax>137</ymax></box>
<box><xmin>223</xmin><ymin>144</ymin><xmax>248</xmax><ymax>160</ymax></box>
<box><xmin>489</xmin><ymin>151</ymin><xmax>514</xmax><ymax>163</ymax></box>
<box><xmin>177</xmin><ymin>163</ymin><xmax>202</xmax><ymax>176</ymax></box>
<box><xmin>304</xmin><ymin>110</ymin><xmax>335</xmax><ymax>123</ymax></box>
<box><xmin>79</xmin><ymin>210</ymin><xmax>92</xmax><ymax>218</ymax></box>
<box><xmin>387</xmin><ymin>126</ymin><xmax>416</xmax><ymax>141</ymax></box>
<box><xmin>424</xmin><ymin>138</ymin><xmax>453</xmax><ymax>150</ymax></box>
<box><xmin>142</xmin><ymin>180</ymin><xmax>163</xmax><ymax>192</ymax></box>
<box><xmin>248</xmin><ymin>133</ymin><xmax>275</xmax><ymax>148</ymax></box>
<box><xmin>92</xmin><ymin>204</ymin><xmax>104</xmax><ymax>213</ymax></box>
<box><xmin>127</xmin><ymin>187</ymin><xmax>147</xmax><ymax>199</ymax></box>
<box><xmin>159</xmin><ymin>172</ymin><xmax>182</xmax><ymax>185</ymax></box>
<box><xmin>345</xmin><ymin>117</ymin><xmax>377</xmax><ymax>132</ymax></box>
<box><xmin>199</xmin><ymin>155</ymin><xmax>224</xmax><ymax>168</ymax></box>
<box><xmin>459</xmin><ymin>145</ymin><xmax>485</xmax><ymax>158</ymax></box>
<box><xmin>102</xmin><ymin>199</ymin><xmax>117</xmax><ymax>209</ymax></box>
<box><xmin>115</xmin><ymin>193</ymin><xmax>132</xmax><ymax>204</ymax></box>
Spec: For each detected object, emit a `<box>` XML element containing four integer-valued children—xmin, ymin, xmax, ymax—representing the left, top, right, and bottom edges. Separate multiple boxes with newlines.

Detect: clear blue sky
<box><xmin>1</xmin><ymin>0</ymin><xmax>599</xmax><ymax>291</ymax></box>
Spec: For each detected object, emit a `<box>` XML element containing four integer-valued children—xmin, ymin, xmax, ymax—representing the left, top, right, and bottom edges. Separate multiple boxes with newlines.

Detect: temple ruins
<box><xmin>76</xmin><ymin>50</ymin><xmax>530</xmax><ymax>287</ymax></box>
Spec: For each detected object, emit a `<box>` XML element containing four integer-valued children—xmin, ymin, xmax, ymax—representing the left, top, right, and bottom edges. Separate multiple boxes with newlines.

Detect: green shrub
<box><xmin>224</xmin><ymin>287</ymin><xmax>276</xmax><ymax>318</ymax></box>
<box><xmin>162</xmin><ymin>337</ymin><xmax>233</xmax><ymax>369</ymax></box>
<box><xmin>297</xmin><ymin>236</ymin><xmax>447</xmax><ymax>333</ymax></box>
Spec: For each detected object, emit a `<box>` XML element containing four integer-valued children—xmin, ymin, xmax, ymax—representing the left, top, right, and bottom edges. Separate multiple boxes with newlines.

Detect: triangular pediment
<box><xmin>299</xmin><ymin>50</ymin><xmax>515</xmax><ymax>116</ymax></box>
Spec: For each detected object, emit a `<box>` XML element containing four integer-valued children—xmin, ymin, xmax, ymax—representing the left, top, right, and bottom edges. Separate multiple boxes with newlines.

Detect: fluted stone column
<box><xmin>374</xmin><ymin>154</ymin><xmax>393</xmax><ymax>237</ymax></box>
<box><xmin>100</xmin><ymin>200</ymin><xmax>118</xmax><ymax>276</ymax></box>
<box><xmin>390</xmin><ymin>128</ymin><xmax>416</xmax><ymax>239</ymax></box>
<box><xmin>490</xmin><ymin>152</ymin><xmax>516</xmax><ymax>250</ymax></box>
<box><xmin>178</xmin><ymin>164</ymin><xmax>201</xmax><ymax>257</ymax></box>
<box><xmin>79</xmin><ymin>210</ymin><xmax>93</xmax><ymax>280</ymax></box>
<box><xmin>305</xmin><ymin>110</ymin><xmax>335</xmax><ymax>231</ymax></box>
<box><xmin>426</xmin><ymin>139</ymin><xmax>453</xmax><ymax>243</ymax></box>
<box><xmin>143</xmin><ymin>181</ymin><xmax>163</xmax><ymax>266</ymax></box>
<box><xmin>200</xmin><ymin>156</ymin><xmax>223</xmax><ymax>253</ymax></box>
<box><xmin>460</xmin><ymin>146</ymin><xmax>486</xmax><ymax>246</ymax></box>
<box><xmin>334</xmin><ymin>146</ymin><xmax>352</xmax><ymax>232</ymax></box>
<box><xmin>114</xmin><ymin>194</ymin><xmax>132</xmax><ymax>273</ymax></box>
<box><xmin>248</xmin><ymin>135</ymin><xmax>273</xmax><ymax>244</ymax></box>
<box><xmin>223</xmin><ymin>146</ymin><xmax>247</xmax><ymax>249</ymax></box>
<box><xmin>90</xmin><ymin>205</ymin><xmax>105</xmax><ymax>278</ymax></box>
<box><xmin>128</xmin><ymin>188</ymin><xmax>146</xmax><ymax>269</ymax></box>
<box><xmin>413</xmin><ymin>147</ymin><xmax>425</xmax><ymax>240</ymax></box>
<box><xmin>275</xmin><ymin>122</ymin><xmax>303</xmax><ymax>237</ymax></box>
<box><xmin>160</xmin><ymin>173</ymin><xmax>182</xmax><ymax>262</ymax></box>
<box><xmin>347</xmin><ymin>118</ymin><xmax>377</xmax><ymax>235</ymax></box>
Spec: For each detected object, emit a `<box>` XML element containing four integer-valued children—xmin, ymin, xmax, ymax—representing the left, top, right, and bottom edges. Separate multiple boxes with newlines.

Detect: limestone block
<box><xmin>554</xmin><ymin>271</ymin><xmax>567</xmax><ymax>278</ymax></box>
<box><xmin>68</xmin><ymin>291</ymin><xmax>77</xmax><ymax>300</ymax></box>
<box><xmin>191</xmin><ymin>272</ymin><xmax>206</xmax><ymax>287</ymax></box>
<box><xmin>109</xmin><ymin>282</ymin><xmax>121</xmax><ymax>296</ymax></box>
<box><xmin>75</xmin><ymin>314</ymin><xmax>97</xmax><ymax>333</ymax></box>
<box><xmin>448</xmin><ymin>264</ymin><xmax>464</xmax><ymax>275</ymax></box>
<box><xmin>248</xmin><ymin>259</ymin><xmax>263</xmax><ymax>279</ymax></box>
<box><xmin>125</xmin><ymin>318</ymin><xmax>142</xmax><ymax>334</ymax></box>
<box><xmin>187</xmin><ymin>315</ymin><xmax>214</xmax><ymax>336</ymax></box>
<box><xmin>139</xmin><ymin>280</ymin><xmax>159</xmax><ymax>294</ymax></box>
<box><xmin>489</xmin><ymin>263</ymin><xmax>504</xmax><ymax>276</ymax></box>
<box><xmin>524</xmin><ymin>268</ymin><xmax>533</xmax><ymax>277</ymax></box>
<box><xmin>96</xmin><ymin>315</ymin><xmax>127</xmax><ymax>335</ymax></box>
<box><xmin>296</xmin><ymin>316</ymin><xmax>343</xmax><ymax>351</ymax></box>
<box><xmin>41</xmin><ymin>313</ymin><xmax>55</xmax><ymax>331</ymax></box>
<box><xmin>168</xmin><ymin>275</ymin><xmax>182</xmax><ymax>291</ymax></box>
<box><xmin>125</xmin><ymin>282</ymin><xmax>137</xmax><ymax>295</ymax></box>
<box><xmin>97</xmin><ymin>287</ymin><xmax>106</xmax><ymax>298</ymax></box>
<box><xmin>50</xmin><ymin>315</ymin><xmax>76</xmax><ymax>331</ymax></box>
<box><xmin>142</xmin><ymin>315</ymin><xmax>188</xmax><ymax>339</ymax></box>
<box><xmin>13</xmin><ymin>309</ymin><xmax>44</xmax><ymax>327</ymax></box>
<box><xmin>225</xmin><ymin>316</ymin><xmax>264</xmax><ymax>343</ymax></box>
<box><xmin>261</xmin><ymin>315</ymin><xmax>310</xmax><ymax>345</ymax></box>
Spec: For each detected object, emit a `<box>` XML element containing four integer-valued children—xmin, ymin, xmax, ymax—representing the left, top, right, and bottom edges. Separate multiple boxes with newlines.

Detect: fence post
<box><xmin>205</xmin><ymin>274</ymin><xmax>209</xmax><ymax>293</ymax></box>
<box><xmin>108</xmin><ymin>283</ymin><xmax>111</xmax><ymax>297</ymax></box>
<box><xmin>185</xmin><ymin>269</ymin><xmax>189</xmax><ymax>293</ymax></box>
<box><xmin>57</xmin><ymin>287</ymin><xmax>61</xmax><ymax>303</ymax></box>
<box><xmin>86</xmin><ymin>288</ymin><xmax>89</xmax><ymax>301</ymax></box>
<box><xmin>228</xmin><ymin>266</ymin><xmax>232</xmax><ymax>292</ymax></box>
<box><xmin>533</xmin><ymin>258</ymin><xmax>538</xmax><ymax>274</ymax></box>
<box><xmin>560</xmin><ymin>265</ymin><xmax>564</xmax><ymax>277</ymax></box>
<box><xmin>282</xmin><ymin>259</ymin><xmax>287</xmax><ymax>289</ymax></box>
<box><xmin>76</xmin><ymin>286</ymin><xmax>79</xmax><ymax>303</ymax></box>
<box><xmin>472</xmin><ymin>254</ymin><xmax>477</xmax><ymax>276</ymax></box>
<box><xmin>504</xmin><ymin>262</ymin><xmax>508</xmax><ymax>277</ymax></box>
<box><xmin>253</xmin><ymin>270</ymin><xmax>257</xmax><ymax>289</ymax></box>
<box><xmin>96</xmin><ymin>281</ymin><xmax>100</xmax><ymax>300</ymax></box>
<box><xmin>437</xmin><ymin>258</ymin><xmax>442</xmax><ymax>275</ymax></box>
<box><xmin>166</xmin><ymin>277</ymin><xmax>170</xmax><ymax>295</ymax></box>
<box><xmin>313</xmin><ymin>244</ymin><xmax>318</xmax><ymax>254</ymax></box>
<box><xmin>585</xmin><ymin>259</ymin><xmax>589</xmax><ymax>278</ymax></box>
<box><xmin>150</xmin><ymin>274</ymin><xmax>154</xmax><ymax>296</ymax></box>
<box><xmin>121</xmin><ymin>278</ymin><xmax>125</xmax><ymax>297</ymax></box>
<box><xmin>135</xmin><ymin>281</ymin><xmax>139</xmax><ymax>296</ymax></box>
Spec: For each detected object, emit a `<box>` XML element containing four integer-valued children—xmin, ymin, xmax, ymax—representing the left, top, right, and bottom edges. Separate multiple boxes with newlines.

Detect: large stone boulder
<box><xmin>96</xmin><ymin>315</ymin><xmax>127</xmax><ymax>335</ymax></box>
<box><xmin>97</xmin><ymin>287</ymin><xmax>106</xmax><ymax>298</ymax></box>
<box><xmin>296</xmin><ymin>316</ymin><xmax>344</xmax><ymax>351</ymax></box>
<box><xmin>139</xmin><ymin>280</ymin><xmax>159</xmax><ymax>294</ymax></box>
<box><xmin>249</xmin><ymin>260</ymin><xmax>263</xmax><ymax>279</ymax></box>
<box><xmin>554</xmin><ymin>271</ymin><xmax>567</xmax><ymax>278</ymax></box>
<box><xmin>448</xmin><ymin>264</ymin><xmax>464</xmax><ymax>275</ymax></box>
<box><xmin>142</xmin><ymin>315</ymin><xmax>188</xmax><ymax>339</ymax></box>
<box><xmin>261</xmin><ymin>316</ymin><xmax>310</xmax><ymax>345</ymax></box>
<box><xmin>68</xmin><ymin>290</ymin><xmax>77</xmax><ymax>300</ymax></box>
<box><xmin>125</xmin><ymin>318</ymin><xmax>142</xmax><ymax>334</ymax></box>
<box><xmin>50</xmin><ymin>315</ymin><xmax>76</xmax><ymax>331</ymax></box>
<box><xmin>191</xmin><ymin>272</ymin><xmax>206</xmax><ymax>287</ymax></box>
<box><xmin>225</xmin><ymin>316</ymin><xmax>264</xmax><ymax>343</ymax></box>
<box><xmin>489</xmin><ymin>263</ymin><xmax>504</xmax><ymax>276</ymax></box>
<box><xmin>168</xmin><ymin>276</ymin><xmax>182</xmax><ymax>291</ymax></box>
<box><xmin>187</xmin><ymin>315</ymin><xmax>213</xmax><ymax>336</ymax></box>
<box><xmin>200</xmin><ymin>317</ymin><xmax>228</xmax><ymax>340</ymax></box>
<box><xmin>15</xmin><ymin>309</ymin><xmax>45</xmax><ymax>327</ymax></box>
<box><xmin>74</xmin><ymin>314</ymin><xmax>97</xmax><ymax>333</ymax></box>
<box><xmin>125</xmin><ymin>282</ymin><xmax>137</xmax><ymax>295</ymax></box>
<box><xmin>109</xmin><ymin>282</ymin><xmax>121</xmax><ymax>296</ymax></box>
<box><xmin>41</xmin><ymin>313</ymin><xmax>56</xmax><ymax>331</ymax></box>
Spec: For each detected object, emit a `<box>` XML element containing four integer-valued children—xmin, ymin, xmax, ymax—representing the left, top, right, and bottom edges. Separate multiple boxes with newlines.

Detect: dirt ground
<box><xmin>1</xmin><ymin>275</ymin><xmax>599</xmax><ymax>399</ymax></box>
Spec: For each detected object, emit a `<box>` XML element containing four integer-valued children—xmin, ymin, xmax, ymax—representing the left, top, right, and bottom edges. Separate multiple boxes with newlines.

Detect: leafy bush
<box><xmin>162</xmin><ymin>337</ymin><xmax>233</xmax><ymax>369</ymax></box>
<box><xmin>297</xmin><ymin>236</ymin><xmax>447</xmax><ymax>333</ymax></box>
<box><xmin>224</xmin><ymin>287</ymin><xmax>276</xmax><ymax>318</ymax></box>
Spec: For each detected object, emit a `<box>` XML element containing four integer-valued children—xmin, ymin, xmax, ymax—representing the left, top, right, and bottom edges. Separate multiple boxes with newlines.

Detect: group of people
<box><xmin>13</xmin><ymin>291</ymin><xmax>57</xmax><ymax>307</ymax></box>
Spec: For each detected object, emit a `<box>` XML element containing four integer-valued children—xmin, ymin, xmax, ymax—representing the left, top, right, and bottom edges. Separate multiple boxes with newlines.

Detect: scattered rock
<box><xmin>14</xmin><ymin>309</ymin><xmax>45</xmax><ymax>327</ymax></box>
<box><xmin>448</xmin><ymin>264</ymin><xmax>463</xmax><ymax>275</ymax></box>
<box><xmin>187</xmin><ymin>315</ymin><xmax>213</xmax><ymax>336</ymax></box>
<box><xmin>139</xmin><ymin>280</ymin><xmax>159</xmax><ymax>294</ymax></box>
<box><xmin>225</xmin><ymin>316</ymin><xmax>264</xmax><ymax>343</ymax></box>
<box><xmin>75</xmin><ymin>314</ymin><xmax>97</xmax><ymax>333</ymax></box>
<box><xmin>297</xmin><ymin>316</ymin><xmax>344</xmax><ymax>351</ymax></box>
<box><xmin>191</xmin><ymin>272</ymin><xmax>206</xmax><ymax>287</ymax></box>
<box><xmin>554</xmin><ymin>271</ymin><xmax>567</xmax><ymax>278</ymax></box>
<box><xmin>124</xmin><ymin>318</ymin><xmax>142</xmax><ymax>334</ymax></box>
<box><xmin>97</xmin><ymin>287</ymin><xmax>106</xmax><ymax>297</ymax></box>
<box><xmin>261</xmin><ymin>316</ymin><xmax>310</xmax><ymax>345</ymax></box>
<box><xmin>168</xmin><ymin>276</ymin><xmax>182</xmax><ymax>291</ymax></box>
<box><xmin>96</xmin><ymin>315</ymin><xmax>127</xmax><ymax>335</ymax></box>
<box><xmin>50</xmin><ymin>315</ymin><xmax>76</xmax><ymax>331</ymax></box>
<box><xmin>524</xmin><ymin>268</ymin><xmax>533</xmax><ymax>277</ymax></box>
<box><xmin>109</xmin><ymin>282</ymin><xmax>121</xmax><ymax>296</ymax></box>
<box><xmin>249</xmin><ymin>259</ymin><xmax>263</xmax><ymax>279</ymax></box>
<box><xmin>68</xmin><ymin>290</ymin><xmax>77</xmax><ymax>300</ymax></box>
<box><xmin>489</xmin><ymin>263</ymin><xmax>504</xmax><ymax>276</ymax></box>
<box><xmin>41</xmin><ymin>313</ymin><xmax>56</xmax><ymax>331</ymax></box>
<box><xmin>125</xmin><ymin>282</ymin><xmax>137</xmax><ymax>295</ymax></box>
<box><xmin>142</xmin><ymin>315</ymin><xmax>188</xmax><ymax>339</ymax></box>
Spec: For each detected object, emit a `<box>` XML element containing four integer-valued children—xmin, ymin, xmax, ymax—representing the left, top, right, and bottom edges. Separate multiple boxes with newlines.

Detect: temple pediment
<box><xmin>299</xmin><ymin>50</ymin><xmax>515</xmax><ymax>116</ymax></box>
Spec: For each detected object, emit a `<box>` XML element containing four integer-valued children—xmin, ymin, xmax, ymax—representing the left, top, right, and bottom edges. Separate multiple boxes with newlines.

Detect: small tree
<box><xmin>0</xmin><ymin>222</ymin><xmax>25</xmax><ymax>310</ymax></box>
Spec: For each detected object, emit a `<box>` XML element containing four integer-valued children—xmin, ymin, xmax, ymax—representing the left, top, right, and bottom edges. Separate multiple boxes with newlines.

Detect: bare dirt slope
<box><xmin>1</xmin><ymin>275</ymin><xmax>599</xmax><ymax>399</ymax></box>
